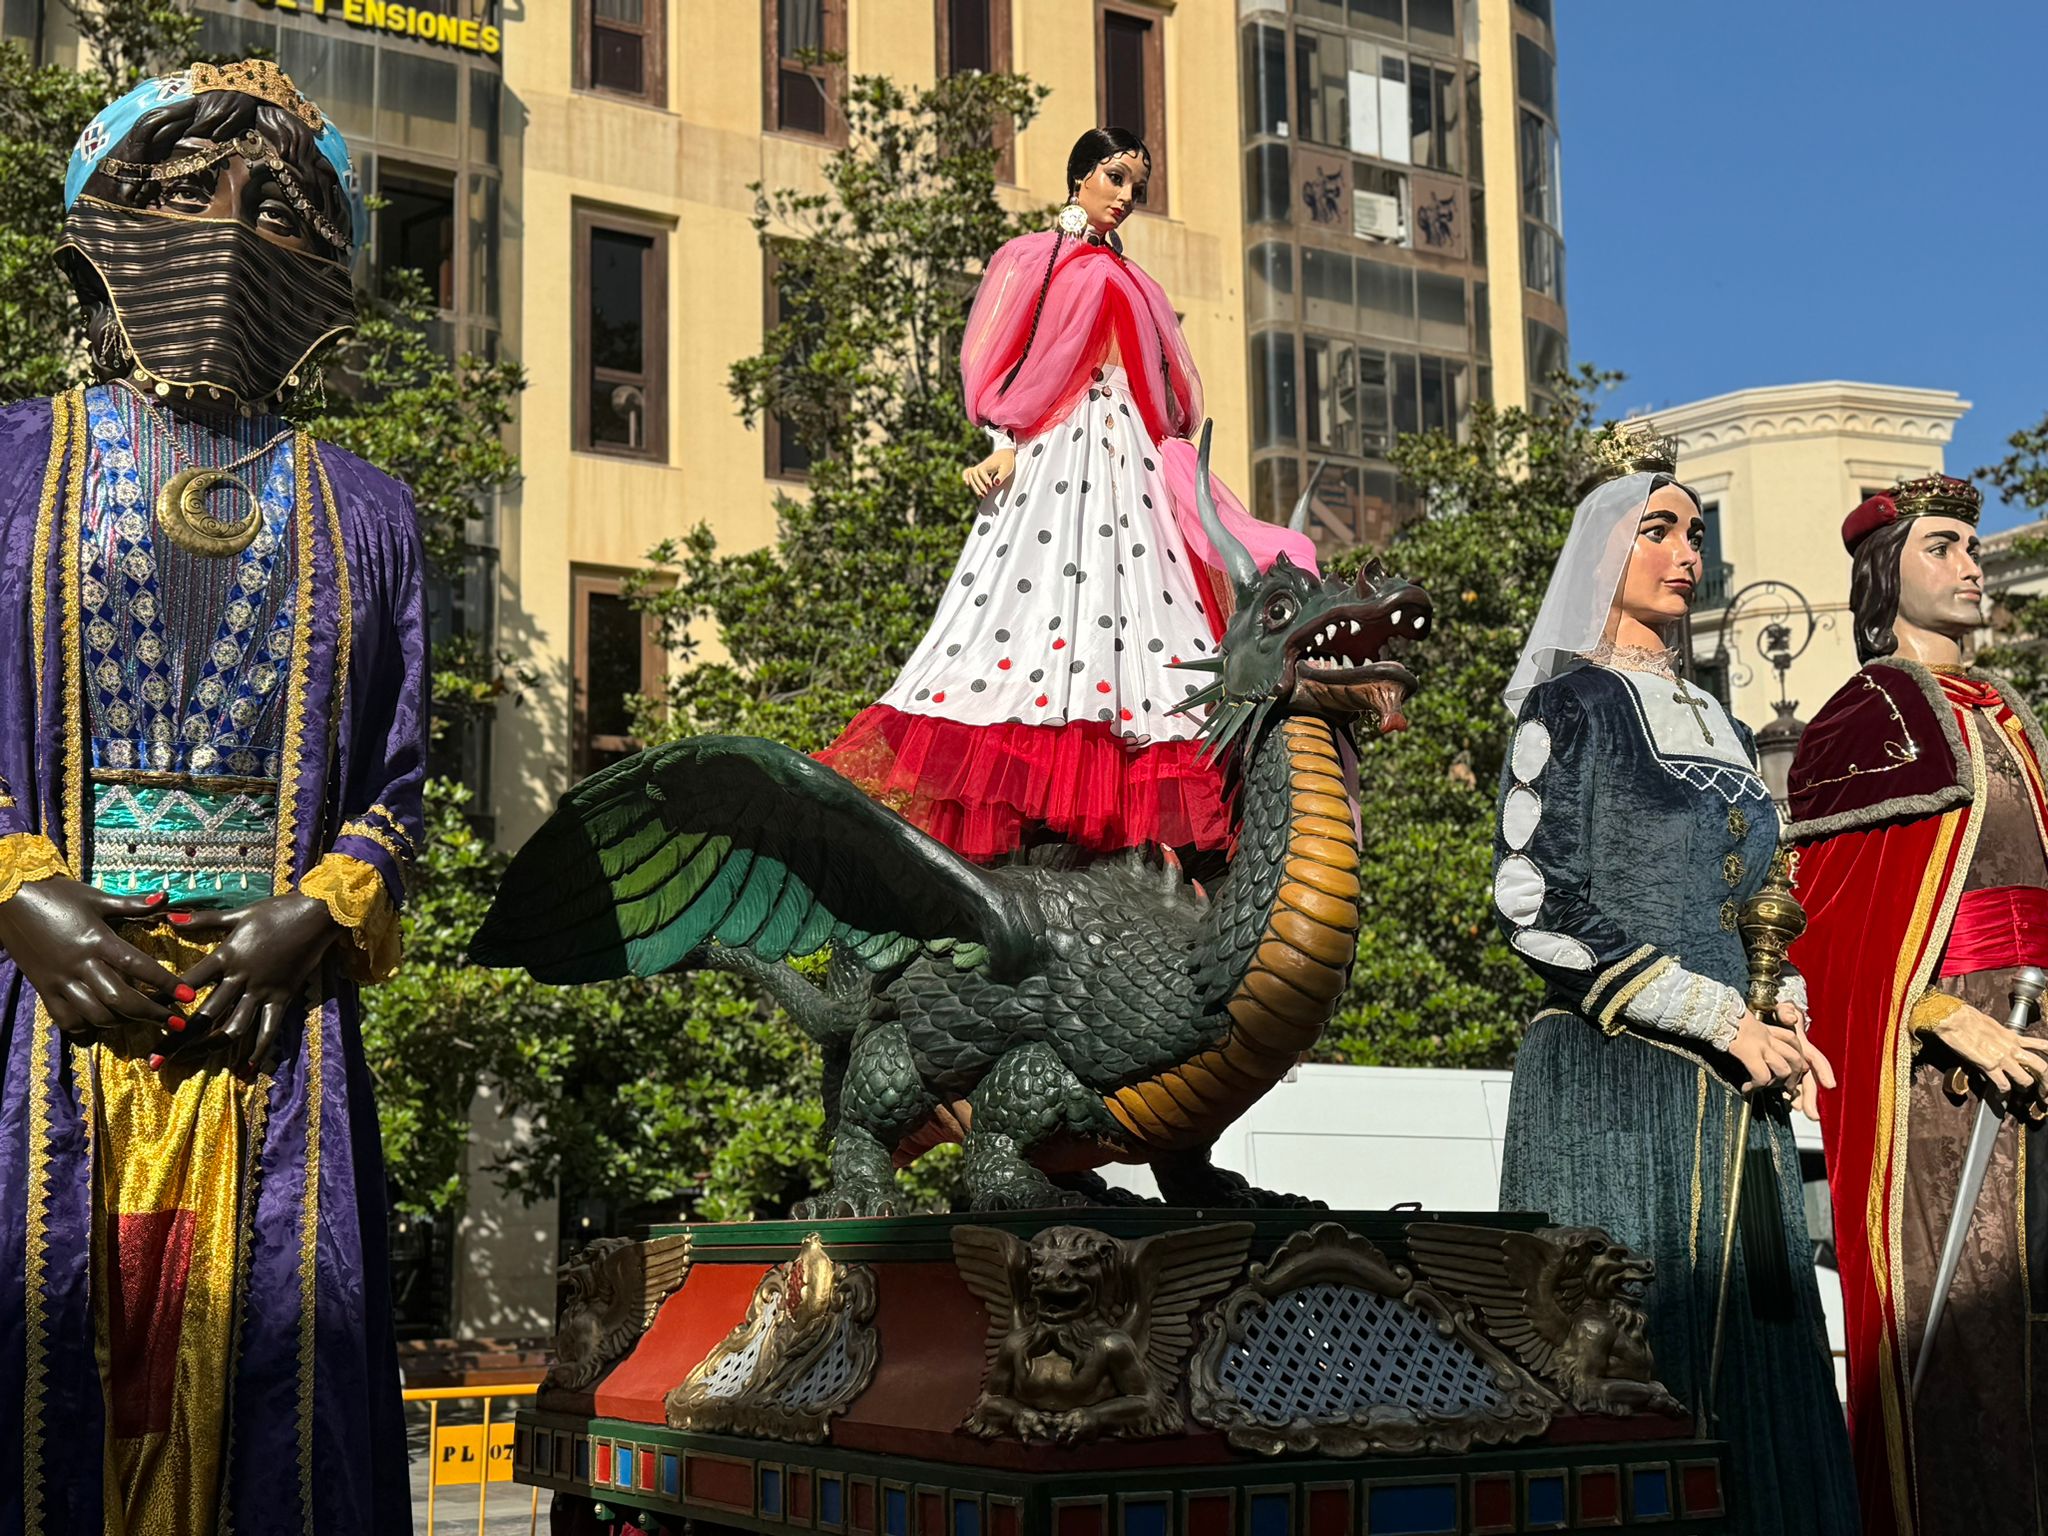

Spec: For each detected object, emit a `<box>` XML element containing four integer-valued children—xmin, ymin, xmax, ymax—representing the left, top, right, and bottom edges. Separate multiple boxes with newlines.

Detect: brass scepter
<box><xmin>1705</xmin><ymin>846</ymin><xmax>1806</xmax><ymax>1424</ymax></box>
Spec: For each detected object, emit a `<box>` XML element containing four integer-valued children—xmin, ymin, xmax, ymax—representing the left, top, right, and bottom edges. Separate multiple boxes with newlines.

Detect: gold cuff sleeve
<box><xmin>0</xmin><ymin>833</ymin><xmax>66</xmax><ymax>906</ymax></box>
<box><xmin>300</xmin><ymin>851</ymin><xmax>403</xmax><ymax>983</ymax></box>
<box><xmin>1910</xmin><ymin>990</ymin><xmax>1967</xmax><ymax>1038</ymax></box>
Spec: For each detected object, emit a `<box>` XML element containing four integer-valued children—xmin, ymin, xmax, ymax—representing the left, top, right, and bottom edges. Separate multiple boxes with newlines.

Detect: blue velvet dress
<box><xmin>1493</xmin><ymin>660</ymin><xmax>1857</xmax><ymax>1536</ymax></box>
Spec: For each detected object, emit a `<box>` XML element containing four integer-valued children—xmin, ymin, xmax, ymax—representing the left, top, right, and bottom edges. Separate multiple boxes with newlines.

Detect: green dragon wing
<box><xmin>470</xmin><ymin>735</ymin><xmax>1033</xmax><ymax>983</ymax></box>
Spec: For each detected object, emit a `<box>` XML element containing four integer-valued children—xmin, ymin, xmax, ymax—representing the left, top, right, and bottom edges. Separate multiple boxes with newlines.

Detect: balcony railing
<box><xmin>1695</xmin><ymin>561</ymin><xmax>1736</xmax><ymax>610</ymax></box>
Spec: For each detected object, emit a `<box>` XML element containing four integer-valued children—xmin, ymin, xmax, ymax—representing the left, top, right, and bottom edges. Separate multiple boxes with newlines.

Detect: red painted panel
<box><xmin>1054</xmin><ymin>1504</ymin><xmax>1106</xmax><ymax>1536</ymax></box>
<box><xmin>107</xmin><ymin>1207</ymin><xmax>198</xmax><ymax>1438</ymax></box>
<box><xmin>918</xmin><ymin>1490</ymin><xmax>945</xmax><ymax>1535</ymax></box>
<box><xmin>1471</xmin><ymin>1474</ymin><xmax>1515</xmax><ymax>1532</ymax></box>
<box><xmin>837</xmin><ymin>1263</ymin><xmax>991</xmax><ymax>1434</ymax></box>
<box><xmin>853</xmin><ymin>1478</ymin><xmax>878</xmax><ymax>1534</ymax></box>
<box><xmin>1307</xmin><ymin>1485</ymin><xmax>1353</xmax><ymax>1536</ymax></box>
<box><xmin>1681</xmin><ymin>1463</ymin><xmax>1725</xmax><ymax>1517</ymax></box>
<box><xmin>1578</xmin><ymin>1470</ymin><xmax>1620</xmax><ymax>1524</ymax></box>
<box><xmin>595</xmin><ymin>1442</ymin><xmax>613</xmax><ymax>1485</ymax></box>
<box><xmin>640</xmin><ymin>1449</ymin><xmax>657</xmax><ymax>1494</ymax></box>
<box><xmin>1185</xmin><ymin>1492</ymin><xmax>1234</xmax><ymax>1536</ymax></box>
<box><xmin>989</xmin><ymin>1503</ymin><xmax>1020</xmax><ymax>1536</ymax></box>
<box><xmin>595</xmin><ymin>1262</ymin><xmax>775</xmax><ymax>1422</ymax></box>
<box><xmin>687</xmin><ymin>1453</ymin><xmax>757</xmax><ymax>1512</ymax></box>
<box><xmin>792</xmin><ymin>1468</ymin><xmax>814</xmax><ymax>1522</ymax></box>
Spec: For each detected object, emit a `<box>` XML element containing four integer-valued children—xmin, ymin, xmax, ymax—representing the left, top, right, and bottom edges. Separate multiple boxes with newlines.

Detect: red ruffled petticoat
<box><xmin>816</xmin><ymin>704</ymin><xmax>1229</xmax><ymax>861</ymax></box>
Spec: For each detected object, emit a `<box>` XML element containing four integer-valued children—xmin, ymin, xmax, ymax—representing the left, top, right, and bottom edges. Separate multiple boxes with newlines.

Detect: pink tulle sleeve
<box><xmin>960</xmin><ymin>231</ymin><xmax>1062</xmax><ymax>431</ymax></box>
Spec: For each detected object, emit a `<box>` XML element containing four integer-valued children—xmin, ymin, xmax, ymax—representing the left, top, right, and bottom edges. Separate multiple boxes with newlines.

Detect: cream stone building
<box><xmin>1647</xmin><ymin>383</ymin><xmax>1969</xmax><ymax>780</ymax></box>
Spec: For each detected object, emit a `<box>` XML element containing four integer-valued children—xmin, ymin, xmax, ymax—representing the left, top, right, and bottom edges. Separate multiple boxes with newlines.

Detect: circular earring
<box><xmin>1056</xmin><ymin>202</ymin><xmax>1088</xmax><ymax>237</ymax></box>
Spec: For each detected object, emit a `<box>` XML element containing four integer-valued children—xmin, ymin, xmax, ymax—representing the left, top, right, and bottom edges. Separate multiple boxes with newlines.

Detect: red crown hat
<box><xmin>1841</xmin><ymin>474</ymin><xmax>1982</xmax><ymax>552</ymax></box>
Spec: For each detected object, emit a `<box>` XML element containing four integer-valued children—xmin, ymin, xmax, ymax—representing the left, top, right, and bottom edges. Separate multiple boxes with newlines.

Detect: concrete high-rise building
<box><xmin>1234</xmin><ymin>0</ymin><xmax>1568</xmax><ymax>548</ymax></box>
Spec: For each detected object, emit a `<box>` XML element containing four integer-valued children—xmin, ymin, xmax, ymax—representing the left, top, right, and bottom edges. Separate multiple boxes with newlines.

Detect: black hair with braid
<box><xmin>996</xmin><ymin>128</ymin><xmax>1152</xmax><ymax>401</ymax></box>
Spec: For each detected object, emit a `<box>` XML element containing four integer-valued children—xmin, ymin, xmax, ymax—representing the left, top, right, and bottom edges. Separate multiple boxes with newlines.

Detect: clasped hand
<box><xmin>1923</xmin><ymin>1001</ymin><xmax>2048</xmax><ymax>1104</ymax></box>
<box><xmin>0</xmin><ymin>875</ymin><xmax>343</xmax><ymax>1072</ymax></box>
<box><xmin>963</xmin><ymin>448</ymin><xmax>1016</xmax><ymax>498</ymax></box>
<box><xmin>1727</xmin><ymin>999</ymin><xmax>1836</xmax><ymax>1122</ymax></box>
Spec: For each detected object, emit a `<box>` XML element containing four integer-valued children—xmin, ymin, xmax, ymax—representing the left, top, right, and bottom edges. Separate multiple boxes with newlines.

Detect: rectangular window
<box><xmin>1518</xmin><ymin>109</ymin><xmax>1563</xmax><ymax>228</ymax></box>
<box><xmin>766</xmin><ymin>255</ymin><xmax>817</xmax><ymax>479</ymax></box>
<box><xmin>1295</xmin><ymin>27</ymin><xmax>1348</xmax><ymax>149</ymax></box>
<box><xmin>1356</xmin><ymin>347</ymin><xmax>1392</xmax><ymax>453</ymax></box>
<box><xmin>1246</xmin><ymin>241</ymin><xmax>1295</xmax><ymax>325</ymax></box>
<box><xmin>1355</xmin><ymin>256</ymin><xmax>1417</xmax><ymax>340</ymax></box>
<box><xmin>1416</xmin><ymin>269</ymin><xmax>1467</xmax><ymax>350</ymax></box>
<box><xmin>1522</xmin><ymin>221</ymin><xmax>1565</xmax><ymax>302</ymax></box>
<box><xmin>1304</xmin><ymin>336</ymin><xmax>1358</xmax><ymax>457</ymax></box>
<box><xmin>1242</xmin><ymin>22</ymin><xmax>1289</xmax><ymax>140</ymax></box>
<box><xmin>1408</xmin><ymin>0</ymin><xmax>1456</xmax><ymax>50</ymax></box>
<box><xmin>581</xmin><ymin>0</ymin><xmax>667</xmax><ymax>107</ymax></box>
<box><xmin>1408</xmin><ymin>63</ymin><xmax>1461</xmax><ymax>173</ymax></box>
<box><xmin>1351</xmin><ymin>0</ymin><xmax>1404</xmax><ymax>40</ymax></box>
<box><xmin>573</xmin><ymin>571</ymin><xmax>663</xmax><ymax>779</ymax></box>
<box><xmin>1250</xmin><ymin>330</ymin><xmax>1299</xmax><ymax>450</ymax></box>
<box><xmin>1301</xmin><ymin>246</ymin><xmax>1355</xmax><ymax>332</ymax></box>
<box><xmin>575</xmin><ymin>210</ymin><xmax>670</xmax><ymax>461</ymax></box>
<box><xmin>377</xmin><ymin>48</ymin><xmax>460</xmax><ymax>159</ymax></box>
<box><xmin>1515</xmin><ymin>34</ymin><xmax>1556</xmax><ymax>118</ymax></box>
<box><xmin>1245</xmin><ymin>143</ymin><xmax>1292</xmax><ymax>225</ymax></box>
<box><xmin>277</xmin><ymin>28</ymin><xmax>377</xmax><ymax>143</ymax></box>
<box><xmin>767</xmin><ymin>0</ymin><xmax>844</xmax><ymax>141</ymax></box>
<box><xmin>1098</xmin><ymin>5</ymin><xmax>1168</xmax><ymax>212</ymax></box>
<box><xmin>1526</xmin><ymin>318</ymin><xmax>1568</xmax><ymax>390</ymax></box>
<box><xmin>1252</xmin><ymin>455</ymin><xmax>1302</xmax><ymax>531</ymax></box>
<box><xmin>938</xmin><ymin>0</ymin><xmax>1015</xmax><ymax>178</ymax></box>
<box><xmin>378</xmin><ymin>168</ymin><xmax>456</xmax><ymax>312</ymax></box>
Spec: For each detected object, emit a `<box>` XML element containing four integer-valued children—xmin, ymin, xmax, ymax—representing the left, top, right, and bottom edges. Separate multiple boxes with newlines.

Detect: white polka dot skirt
<box><xmin>879</xmin><ymin>366</ymin><xmax>1218</xmax><ymax>741</ymax></box>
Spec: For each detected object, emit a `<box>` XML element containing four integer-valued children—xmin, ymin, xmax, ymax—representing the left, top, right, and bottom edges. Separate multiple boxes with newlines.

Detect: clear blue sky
<box><xmin>1557</xmin><ymin>1</ymin><xmax>2048</xmax><ymax>529</ymax></box>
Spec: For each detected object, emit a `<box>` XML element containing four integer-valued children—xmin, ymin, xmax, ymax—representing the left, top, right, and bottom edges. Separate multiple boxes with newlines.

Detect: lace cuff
<box><xmin>299</xmin><ymin>852</ymin><xmax>402</xmax><ymax>983</ymax></box>
<box><xmin>984</xmin><ymin>425</ymin><xmax>1016</xmax><ymax>453</ymax></box>
<box><xmin>0</xmin><ymin>833</ymin><xmax>65</xmax><ymax>907</ymax></box>
<box><xmin>1621</xmin><ymin>965</ymin><xmax>1745</xmax><ymax>1052</ymax></box>
<box><xmin>1911</xmin><ymin>990</ymin><xmax>1967</xmax><ymax>1037</ymax></box>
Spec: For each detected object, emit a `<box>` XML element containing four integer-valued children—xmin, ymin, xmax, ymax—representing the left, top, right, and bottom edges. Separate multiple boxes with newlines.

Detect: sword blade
<box><xmin>1911</xmin><ymin>1097</ymin><xmax>2002</xmax><ymax>1400</ymax></box>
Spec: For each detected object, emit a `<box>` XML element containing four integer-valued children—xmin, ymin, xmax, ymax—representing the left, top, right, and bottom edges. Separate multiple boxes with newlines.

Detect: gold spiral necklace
<box><xmin>120</xmin><ymin>381</ymin><xmax>293</xmax><ymax>559</ymax></box>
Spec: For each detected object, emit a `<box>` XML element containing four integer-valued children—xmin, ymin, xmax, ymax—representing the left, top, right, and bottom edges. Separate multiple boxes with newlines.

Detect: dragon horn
<box><xmin>1289</xmin><ymin>457</ymin><xmax>1327</xmax><ymax>536</ymax></box>
<box><xmin>1196</xmin><ymin>421</ymin><xmax>1260</xmax><ymax>593</ymax></box>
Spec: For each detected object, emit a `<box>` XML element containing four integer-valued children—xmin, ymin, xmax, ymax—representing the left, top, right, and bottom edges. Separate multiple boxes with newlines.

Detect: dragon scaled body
<box><xmin>474</xmin><ymin>429</ymin><xmax>1434</xmax><ymax>1213</ymax></box>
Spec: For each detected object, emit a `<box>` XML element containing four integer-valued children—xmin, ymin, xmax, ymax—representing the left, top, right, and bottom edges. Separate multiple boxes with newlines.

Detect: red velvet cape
<box><xmin>1788</xmin><ymin>665</ymin><xmax>2048</xmax><ymax>1535</ymax></box>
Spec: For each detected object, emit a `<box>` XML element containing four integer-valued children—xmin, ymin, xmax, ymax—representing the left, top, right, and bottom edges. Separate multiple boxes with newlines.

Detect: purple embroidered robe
<box><xmin>0</xmin><ymin>391</ymin><xmax>424</xmax><ymax>1534</ymax></box>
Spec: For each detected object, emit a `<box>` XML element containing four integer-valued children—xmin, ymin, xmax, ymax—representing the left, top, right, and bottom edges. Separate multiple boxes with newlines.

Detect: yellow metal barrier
<box><xmin>405</xmin><ymin>1381</ymin><xmax>543</xmax><ymax>1535</ymax></box>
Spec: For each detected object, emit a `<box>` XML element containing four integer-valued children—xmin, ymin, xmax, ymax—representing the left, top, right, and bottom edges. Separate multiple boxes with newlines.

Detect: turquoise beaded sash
<box><xmin>89</xmin><ymin>777</ymin><xmax>277</xmax><ymax>908</ymax></box>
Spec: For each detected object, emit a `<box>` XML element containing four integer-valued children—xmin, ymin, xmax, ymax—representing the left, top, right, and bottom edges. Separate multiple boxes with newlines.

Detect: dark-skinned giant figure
<box><xmin>0</xmin><ymin>61</ymin><xmax>424</xmax><ymax>1531</ymax></box>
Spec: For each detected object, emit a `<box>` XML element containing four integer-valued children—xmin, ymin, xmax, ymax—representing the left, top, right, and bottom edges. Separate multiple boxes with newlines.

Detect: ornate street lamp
<box><xmin>1699</xmin><ymin>581</ymin><xmax>1828</xmax><ymax>807</ymax></box>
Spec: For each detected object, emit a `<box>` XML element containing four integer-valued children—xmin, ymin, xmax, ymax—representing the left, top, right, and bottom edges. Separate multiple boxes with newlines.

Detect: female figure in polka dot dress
<box><xmin>818</xmin><ymin>128</ymin><xmax>1318</xmax><ymax>861</ymax></box>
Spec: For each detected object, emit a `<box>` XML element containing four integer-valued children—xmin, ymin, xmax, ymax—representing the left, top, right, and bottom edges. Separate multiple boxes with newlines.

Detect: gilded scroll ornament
<box><xmin>952</xmin><ymin>1221</ymin><xmax>1255</xmax><ymax>1444</ymax></box>
<box><xmin>664</xmin><ymin>1235</ymin><xmax>879</xmax><ymax>1443</ymax></box>
<box><xmin>1189</xmin><ymin>1222</ymin><xmax>1554</xmax><ymax>1457</ymax></box>
<box><xmin>545</xmin><ymin>1232</ymin><xmax>692</xmax><ymax>1393</ymax></box>
<box><xmin>1404</xmin><ymin>1223</ymin><xmax>1684</xmax><ymax>1417</ymax></box>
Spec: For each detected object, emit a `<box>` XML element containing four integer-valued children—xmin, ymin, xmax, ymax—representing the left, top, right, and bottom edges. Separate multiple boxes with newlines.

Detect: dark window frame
<box><xmin>765</xmin><ymin>0</ymin><xmax>848</xmax><ymax>143</ymax></box>
<box><xmin>577</xmin><ymin>0</ymin><xmax>668</xmax><ymax>108</ymax></box>
<box><xmin>571</xmin><ymin>568</ymin><xmax>666</xmax><ymax>780</ymax></box>
<box><xmin>763</xmin><ymin>249</ymin><xmax>817</xmax><ymax>483</ymax></box>
<box><xmin>1095</xmin><ymin>1</ymin><xmax>1169</xmax><ymax>216</ymax></box>
<box><xmin>936</xmin><ymin>0</ymin><xmax>1017</xmax><ymax>182</ymax></box>
<box><xmin>572</xmin><ymin>206</ymin><xmax>671</xmax><ymax>463</ymax></box>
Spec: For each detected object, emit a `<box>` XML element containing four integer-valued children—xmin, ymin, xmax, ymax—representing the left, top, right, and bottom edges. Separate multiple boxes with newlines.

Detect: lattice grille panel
<box><xmin>697</xmin><ymin>1327</ymin><xmax>765</xmax><ymax>1399</ymax></box>
<box><xmin>1215</xmin><ymin>1283</ymin><xmax>1508</xmax><ymax>1421</ymax></box>
<box><xmin>778</xmin><ymin>1315</ymin><xmax>856</xmax><ymax>1407</ymax></box>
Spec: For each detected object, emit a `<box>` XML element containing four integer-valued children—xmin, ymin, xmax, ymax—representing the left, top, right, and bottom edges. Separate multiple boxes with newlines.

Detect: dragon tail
<box><xmin>693</xmin><ymin>943</ymin><xmax>858</xmax><ymax>1045</ymax></box>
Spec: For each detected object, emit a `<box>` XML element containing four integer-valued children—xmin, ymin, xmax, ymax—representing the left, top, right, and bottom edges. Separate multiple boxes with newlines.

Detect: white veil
<box><xmin>1502</xmin><ymin>471</ymin><xmax>1667</xmax><ymax>712</ymax></box>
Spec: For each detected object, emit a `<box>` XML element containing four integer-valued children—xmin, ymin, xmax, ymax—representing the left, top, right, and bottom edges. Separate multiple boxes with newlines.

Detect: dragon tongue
<box><xmin>1363</xmin><ymin>678</ymin><xmax>1408</xmax><ymax>734</ymax></box>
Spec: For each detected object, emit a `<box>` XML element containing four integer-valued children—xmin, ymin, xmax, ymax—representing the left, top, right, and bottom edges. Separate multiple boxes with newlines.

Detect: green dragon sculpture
<box><xmin>472</xmin><ymin>429</ymin><xmax>1432</xmax><ymax>1213</ymax></box>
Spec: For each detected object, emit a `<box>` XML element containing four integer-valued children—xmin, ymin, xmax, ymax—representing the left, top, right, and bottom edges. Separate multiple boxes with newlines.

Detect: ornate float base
<box><xmin>512</xmin><ymin>1212</ymin><xmax>1731</xmax><ymax>1535</ymax></box>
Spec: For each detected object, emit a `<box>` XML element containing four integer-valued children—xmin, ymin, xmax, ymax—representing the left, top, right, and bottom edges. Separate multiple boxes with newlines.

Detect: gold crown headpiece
<box><xmin>1890</xmin><ymin>474</ymin><xmax>1982</xmax><ymax>524</ymax></box>
<box><xmin>187</xmin><ymin>60</ymin><xmax>324</xmax><ymax>133</ymax></box>
<box><xmin>1573</xmin><ymin>421</ymin><xmax>1680</xmax><ymax>503</ymax></box>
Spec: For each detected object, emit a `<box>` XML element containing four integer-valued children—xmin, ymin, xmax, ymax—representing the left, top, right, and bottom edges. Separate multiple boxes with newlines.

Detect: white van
<box><xmin>1100</xmin><ymin>1062</ymin><xmax>1848</xmax><ymax>1400</ymax></box>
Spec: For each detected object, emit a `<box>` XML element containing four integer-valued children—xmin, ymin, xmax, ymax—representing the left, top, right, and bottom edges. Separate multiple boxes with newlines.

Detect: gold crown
<box><xmin>1890</xmin><ymin>473</ymin><xmax>1982</xmax><ymax>525</ymax></box>
<box><xmin>187</xmin><ymin>60</ymin><xmax>324</xmax><ymax>132</ymax></box>
<box><xmin>1573</xmin><ymin>420</ymin><xmax>1679</xmax><ymax>502</ymax></box>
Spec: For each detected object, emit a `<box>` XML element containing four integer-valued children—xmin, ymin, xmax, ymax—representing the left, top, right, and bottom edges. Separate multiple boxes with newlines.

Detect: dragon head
<box><xmin>1174</xmin><ymin>425</ymin><xmax>1432</xmax><ymax>765</ymax></box>
<box><xmin>1024</xmin><ymin>1226</ymin><xmax>1129</xmax><ymax>1325</ymax></box>
<box><xmin>1548</xmin><ymin>1226</ymin><xmax>1658</xmax><ymax>1306</ymax></box>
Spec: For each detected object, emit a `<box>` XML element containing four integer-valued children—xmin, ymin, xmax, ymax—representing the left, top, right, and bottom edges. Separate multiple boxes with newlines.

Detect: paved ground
<box><xmin>406</xmin><ymin>1398</ymin><xmax>547</xmax><ymax>1536</ymax></box>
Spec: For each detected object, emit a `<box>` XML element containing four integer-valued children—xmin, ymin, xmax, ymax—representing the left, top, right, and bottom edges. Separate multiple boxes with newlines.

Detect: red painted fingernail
<box><xmin>167</xmin><ymin>1016</ymin><xmax>187</xmax><ymax>1033</ymax></box>
<box><xmin>174</xmin><ymin>985</ymin><xmax>196</xmax><ymax>1003</ymax></box>
<box><xmin>145</xmin><ymin>891</ymin><xmax>165</xmax><ymax>906</ymax></box>
<box><xmin>148</xmin><ymin>1053</ymin><xmax>166</xmax><ymax>1071</ymax></box>
<box><xmin>169</xmin><ymin>913</ymin><xmax>192</xmax><ymax>926</ymax></box>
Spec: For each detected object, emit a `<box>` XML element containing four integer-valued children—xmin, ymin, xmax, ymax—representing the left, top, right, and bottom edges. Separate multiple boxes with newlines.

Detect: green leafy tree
<box><xmin>1319</xmin><ymin>366</ymin><xmax>1623</xmax><ymax>1069</ymax></box>
<box><xmin>0</xmin><ymin>2</ymin><xmax>204</xmax><ymax>400</ymax></box>
<box><xmin>1975</xmin><ymin>419</ymin><xmax>2048</xmax><ymax>698</ymax></box>
<box><xmin>630</xmin><ymin>67</ymin><xmax>1048</xmax><ymax>753</ymax></box>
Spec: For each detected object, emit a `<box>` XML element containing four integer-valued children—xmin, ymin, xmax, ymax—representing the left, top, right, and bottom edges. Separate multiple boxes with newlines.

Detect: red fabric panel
<box><xmin>593</xmin><ymin>1263</ymin><xmax>773</xmax><ymax>1423</ymax></box>
<box><xmin>1792</xmin><ymin>806</ymin><xmax>1964</xmax><ymax>1536</ymax></box>
<box><xmin>1788</xmin><ymin>664</ymin><xmax>1961</xmax><ymax>829</ymax></box>
<box><xmin>816</xmin><ymin>706</ymin><xmax>1231</xmax><ymax>859</ymax></box>
<box><xmin>1938</xmin><ymin>884</ymin><xmax>2048</xmax><ymax>975</ymax></box>
<box><xmin>107</xmin><ymin>1207</ymin><xmax>197</xmax><ymax>1438</ymax></box>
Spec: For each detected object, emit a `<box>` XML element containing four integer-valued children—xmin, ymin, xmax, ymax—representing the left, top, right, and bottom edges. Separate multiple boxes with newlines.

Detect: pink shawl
<box><xmin>960</xmin><ymin>231</ymin><xmax>1318</xmax><ymax>580</ymax></box>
